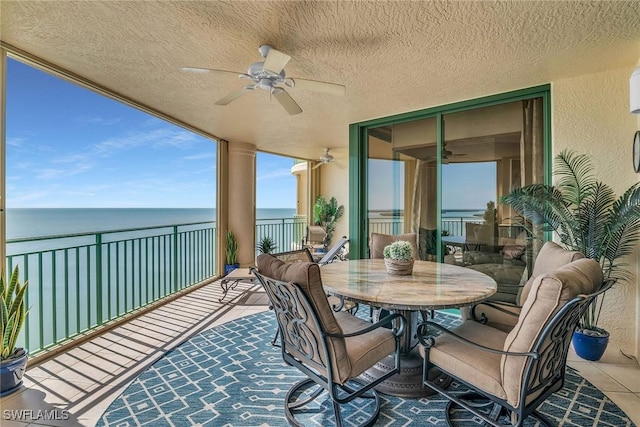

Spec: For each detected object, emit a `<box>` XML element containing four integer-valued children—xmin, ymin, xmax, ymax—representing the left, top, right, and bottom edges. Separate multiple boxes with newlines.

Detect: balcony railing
<box><xmin>368</xmin><ymin>216</ymin><xmax>482</xmax><ymax>237</ymax></box>
<box><xmin>6</xmin><ymin>216</ymin><xmax>310</xmax><ymax>356</ymax></box>
<box><xmin>7</xmin><ymin>221</ymin><xmax>217</xmax><ymax>356</ymax></box>
<box><xmin>255</xmin><ymin>216</ymin><xmax>307</xmax><ymax>252</ymax></box>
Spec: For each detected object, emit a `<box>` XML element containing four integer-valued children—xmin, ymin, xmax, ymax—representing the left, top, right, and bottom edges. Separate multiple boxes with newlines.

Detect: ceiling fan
<box><xmin>312</xmin><ymin>148</ymin><xmax>344</xmax><ymax>169</ymax></box>
<box><xmin>181</xmin><ymin>45</ymin><xmax>346</xmax><ymax>115</ymax></box>
<box><xmin>424</xmin><ymin>141</ymin><xmax>467</xmax><ymax>164</ymax></box>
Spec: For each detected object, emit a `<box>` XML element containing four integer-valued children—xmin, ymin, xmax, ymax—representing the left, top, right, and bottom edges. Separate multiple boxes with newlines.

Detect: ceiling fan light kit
<box><xmin>182</xmin><ymin>45</ymin><xmax>345</xmax><ymax>115</ymax></box>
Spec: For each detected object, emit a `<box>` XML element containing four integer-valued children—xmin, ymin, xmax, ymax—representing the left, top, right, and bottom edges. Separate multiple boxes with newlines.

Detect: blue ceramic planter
<box><xmin>0</xmin><ymin>348</ymin><xmax>28</xmax><ymax>397</ymax></box>
<box><xmin>224</xmin><ymin>264</ymin><xmax>240</xmax><ymax>276</ymax></box>
<box><xmin>572</xmin><ymin>329</ymin><xmax>609</xmax><ymax>361</ymax></box>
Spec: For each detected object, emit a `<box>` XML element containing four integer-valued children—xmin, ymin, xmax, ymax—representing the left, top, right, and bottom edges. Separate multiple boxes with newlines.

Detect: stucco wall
<box><xmin>552</xmin><ymin>66</ymin><xmax>639</xmax><ymax>355</ymax></box>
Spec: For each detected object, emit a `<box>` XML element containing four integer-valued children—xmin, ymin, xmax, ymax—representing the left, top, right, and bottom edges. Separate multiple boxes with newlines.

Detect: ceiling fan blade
<box><xmin>263</xmin><ymin>48</ymin><xmax>291</xmax><ymax>74</ymax></box>
<box><xmin>273</xmin><ymin>89</ymin><xmax>303</xmax><ymax>115</ymax></box>
<box><xmin>215</xmin><ymin>86</ymin><xmax>253</xmax><ymax>106</ymax></box>
<box><xmin>291</xmin><ymin>78</ymin><xmax>346</xmax><ymax>96</ymax></box>
<box><xmin>312</xmin><ymin>162</ymin><xmax>324</xmax><ymax>169</ymax></box>
<box><xmin>181</xmin><ymin>67</ymin><xmax>248</xmax><ymax>78</ymax></box>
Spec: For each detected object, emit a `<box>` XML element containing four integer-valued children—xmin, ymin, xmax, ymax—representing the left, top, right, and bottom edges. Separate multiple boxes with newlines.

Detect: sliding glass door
<box><xmin>350</xmin><ymin>86</ymin><xmax>549</xmax><ymax>278</ymax></box>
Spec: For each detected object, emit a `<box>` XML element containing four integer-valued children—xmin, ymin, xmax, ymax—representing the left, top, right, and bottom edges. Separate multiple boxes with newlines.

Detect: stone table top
<box><xmin>320</xmin><ymin>259</ymin><xmax>497</xmax><ymax>311</ymax></box>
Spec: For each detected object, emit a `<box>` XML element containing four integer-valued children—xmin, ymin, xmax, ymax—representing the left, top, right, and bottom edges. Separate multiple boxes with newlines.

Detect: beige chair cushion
<box><xmin>518</xmin><ymin>241</ymin><xmax>584</xmax><ymax>305</ymax></box>
<box><xmin>370</xmin><ymin>232</ymin><xmax>418</xmax><ymax>259</ymax></box>
<box><xmin>334</xmin><ymin>311</ymin><xmax>396</xmax><ymax>378</ymax></box>
<box><xmin>422</xmin><ymin>320</ymin><xmax>509</xmax><ymax>400</ymax></box>
<box><xmin>501</xmin><ymin>258</ymin><xmax>603</xmax><ymax>408</ymax></box>
<box><xmin>256</xmin><ymin>254</ymin><xmax>351</xmax><ymax>382</ymax></box>
<box><xmin>476</xmin><ymin>242</ymin><xmax>585</xmax><ymax>332</ymax></box>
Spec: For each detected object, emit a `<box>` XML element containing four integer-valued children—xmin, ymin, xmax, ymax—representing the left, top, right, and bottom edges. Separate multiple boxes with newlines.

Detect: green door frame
<box><xmin>348</xmin><ymin>84</ymin><xmax>551</xmax><ymax>259</ymax></box>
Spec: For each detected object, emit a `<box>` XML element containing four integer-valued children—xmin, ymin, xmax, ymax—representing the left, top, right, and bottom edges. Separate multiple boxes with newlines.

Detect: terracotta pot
<box><xmin>384</xmin><ymin>258</ymin><xmax>414</xmax><ymax>275</ymax></box>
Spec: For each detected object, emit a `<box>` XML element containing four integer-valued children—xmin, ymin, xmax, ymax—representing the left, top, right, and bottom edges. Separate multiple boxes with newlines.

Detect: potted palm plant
<box><xmin>1</xmin><ymin>265</ymin><xmax>29</xmax><ymax>396</ymax></box>
<box><xmin>224</xmin><ymin>231</ymin><xmax>239</xmax><ymax>275</ymax></box>
<box><xmin>501</xmin><ymin>149</ymin><xmax>640</xmax><ymax>360</ymax></box>
<box><xmin>313</xmin><ymin>195</ymin><xmax>345</xmax><ymax>248</ymax></box>
<box><xmin>383</xmin><ymin>240</ymin><xmax>415</xmax><ymax>275</ymax></box>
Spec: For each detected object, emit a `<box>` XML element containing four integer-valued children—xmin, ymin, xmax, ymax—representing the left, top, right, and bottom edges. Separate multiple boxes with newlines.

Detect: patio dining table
<box><xmin>320</xmin><ymin>258</ymin><xmax>496</xmax><ymax>397</ymax></box>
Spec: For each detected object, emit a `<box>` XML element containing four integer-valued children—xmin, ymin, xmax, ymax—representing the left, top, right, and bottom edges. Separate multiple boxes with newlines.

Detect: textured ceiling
<box><xmin>2</xmin><ymin>1</ymin><xmax>639</xmax><ymax>160</ymax></box>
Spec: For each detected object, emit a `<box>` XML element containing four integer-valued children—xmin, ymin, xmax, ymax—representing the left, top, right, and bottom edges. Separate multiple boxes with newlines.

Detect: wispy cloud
<box><xmin>7</xmin><ymin>137</ymin><xmax>24</xmax><ymax>147</ymax></box>
<box><xmin>61</xmin><ymin>190</ymin><xmax>97</xmax><ymax>197</ymax></box>
<box><xmin>257</xmin><ymin>168</ymin><xmax>292</xmax><ymax>181</ymax></box>
<box><xmin>76</xmin><ymin>115</ymin><xmax>122</xmax><ymax>126</ymax></box>
<box><xmin>93</xmin><ymin>127</ymin><xmax>198</xmax><ymax>155</ymax></box>
<box><xmin>182</xmin><ymin>152</ymin><xmax>216</xmax><ymax>161</ymax></box>
<box><xmin>9</xmin><ymin>191</ymin><xmax>48</xmax><ymax>204</ymax></box>
<box><xmin>36</xmin><ymin>162</ymin><xmax>93</xmax><ymax>180</ymax></box>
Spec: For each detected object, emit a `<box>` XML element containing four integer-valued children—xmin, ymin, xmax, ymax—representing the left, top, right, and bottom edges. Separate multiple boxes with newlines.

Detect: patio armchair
<box><xmin>418</xmin><ymin>257</ymin><xmax>609</xmax><ymax>426</ymax></box>
<box><xmin>304</xmin><ymin>225</ymin><xmax>327</xmax><ymax>254</ymax></box>
<box><xmin>273</xmin><ymin>248</ymin><xmax>356</xmax><ymax>312</ymax></box>
<box><xmin>252</xmin><ymin>255</ymin><xmax>406</xmax><ymax>427</ymax></box>
<box><xmin>468</xmin><ymin>241</ymin><xmax>584</xmax><ymax>332</ymax></box>
<box><xmin>269</xmin><ymin>249</ymin><xmax>357</xmax><ymax>345</ymax></box>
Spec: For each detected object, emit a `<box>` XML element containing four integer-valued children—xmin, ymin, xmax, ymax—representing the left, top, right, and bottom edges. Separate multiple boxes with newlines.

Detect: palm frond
<box><xmin>577</xmin><ymin>182</ymin><xmax>615</xmax><ymax>260</ymax></box>
<box><xmin>605</xmin><ymin>184</ymin><xmax>640</xmax><ymax>268</ymax></box>
<box><xmin>554</xmin><ymin>149</ymin><xmax>597</xmax><ymax>206</ymax></box>
<box><xmin>501</xmin><ymin>184</ymin><xmax>579</xmax><ymax>248</ymax></box>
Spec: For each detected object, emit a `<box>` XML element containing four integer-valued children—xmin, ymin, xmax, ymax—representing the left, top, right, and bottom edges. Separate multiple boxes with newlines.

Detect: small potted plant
<box><xmin>256</xmin><ymin>236</ymin><xmax>277</xmax><ymax>255</ymax></box>
<box><xmin>224</xmin><ymin>231</ymin><xmax>239</xmax><ymax>275</ymax></box>
<box><xmin>1</xmin><ymin>265</ymin><xmax>29</xmax><ymax>397</ymax></box>
<box><xmin>383</xmin><ymin>240</ymin><xmax>415</xmax><ymax>275</ymax></box>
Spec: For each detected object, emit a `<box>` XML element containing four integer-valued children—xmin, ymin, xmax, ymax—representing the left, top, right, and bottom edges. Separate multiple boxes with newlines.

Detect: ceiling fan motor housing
<box><xmin>248</xmin><ymin>62</ymin><xmax>285</xmax><ymax>89</ymax></box>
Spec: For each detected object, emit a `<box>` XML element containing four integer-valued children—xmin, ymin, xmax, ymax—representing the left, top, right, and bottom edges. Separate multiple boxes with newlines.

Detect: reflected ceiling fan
<box><xmin>181</xmin><ymin>45</ymin><xmax>346</xmax><ymax>115</ymax></box>
<box><xmin>424</xmin><ymin>141</ymin><xmax>467</xmax><ymax>164</ymax></box>
<box><xmin>312</xmin><ymin>148</ymin><xmax>344</xmax><ymax>169</ymax></box>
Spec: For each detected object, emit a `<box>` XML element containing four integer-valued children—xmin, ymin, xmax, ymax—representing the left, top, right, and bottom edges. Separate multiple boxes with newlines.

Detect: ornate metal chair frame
<box><xmin>418</xmin><ymin>279</ymin><xmax>614</xmax><ymax>427</ymax></box>
<box><xmin>251</xmin><ymin>267</ymin><xmax>406</xmax><ymax>427</ymax></box>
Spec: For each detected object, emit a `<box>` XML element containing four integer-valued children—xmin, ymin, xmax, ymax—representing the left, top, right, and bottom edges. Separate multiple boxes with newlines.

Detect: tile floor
<box><xmin>1</xmin><ymin>279</ymin><xmax>639</xmax><ymax>426</ymax></box>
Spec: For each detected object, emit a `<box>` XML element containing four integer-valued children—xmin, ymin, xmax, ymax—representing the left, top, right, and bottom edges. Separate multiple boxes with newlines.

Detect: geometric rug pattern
<box><xmin>98</xmin><ymin>310</ymin><xmax>635</xmax><ymax>426</ymax></box>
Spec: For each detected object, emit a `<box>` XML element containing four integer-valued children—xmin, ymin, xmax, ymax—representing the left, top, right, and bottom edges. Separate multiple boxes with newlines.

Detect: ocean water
<box><xmin>6</xmin><ymin>208</ymin><xmax>297</xmax><ymax>240</ymax></box>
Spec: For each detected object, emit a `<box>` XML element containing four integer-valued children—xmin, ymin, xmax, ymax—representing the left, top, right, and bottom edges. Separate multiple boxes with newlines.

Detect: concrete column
<box><xmin>227</xmin><ymin>142</ymin><xmax>256</xmax><ymax>267</ymax></box>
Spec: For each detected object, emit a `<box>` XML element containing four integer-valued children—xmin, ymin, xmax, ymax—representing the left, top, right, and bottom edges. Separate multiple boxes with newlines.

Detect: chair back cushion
<box><xmin>256</xmin><ymin>254</ymin><xmax>351</xmax><ymax>380</ymax></box>
<box><xmin>272</xmin><ymin>249</ymin><xmax>314</xmax><ymax>263</ymax></box>
<box><xmin>518</xmin><ymin>241</ymin><xmax>584</xmax><ymax>304</ymax></box>
<box><xmin>501</xmin><ymin>258</ymin><xmax>603</xmax><ymax>407</ymax></box>
<box><xmin>370</xmin><ymin>232</ymin><xmax>418</xmax><ymax>259</ymax></box>
<box><xmin>306</xmin><ymin>226</ymin><xmax>327</xmax><ymax>243</ymax></box>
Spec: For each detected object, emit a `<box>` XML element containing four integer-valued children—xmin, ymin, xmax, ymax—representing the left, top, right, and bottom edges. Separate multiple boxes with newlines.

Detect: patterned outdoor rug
<box><xmin>98</xmin><ymin>310</ymin><xmax>635</xmax><ymax>426</ymax></box>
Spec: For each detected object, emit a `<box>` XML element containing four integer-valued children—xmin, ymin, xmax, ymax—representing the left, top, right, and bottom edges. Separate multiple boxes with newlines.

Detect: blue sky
<box><xmin>6</xmin><ymin>58</ymin><xmax>297</xmax><ymax>209</ymax></box>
